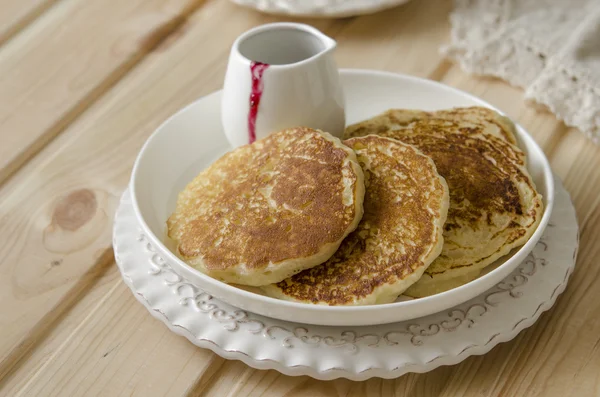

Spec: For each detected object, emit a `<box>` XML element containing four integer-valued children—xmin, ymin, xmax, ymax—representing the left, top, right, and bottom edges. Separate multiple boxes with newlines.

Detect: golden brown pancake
<box><xmin>262</xmin><ymin>135</ymin><xmax>449</xmax><ymax>305</ymax></box>
<box><xmin>167</xmin><ymin>127</ymin><xmax>365</xmax><ymax>286</ymax></box>
<box><xmin>345</xmin><ymin>107</ymin><xmax>543</xmax><ymax>297</ymax></box>
<box><xmin>346</xmin><ymin>106</ymin><xmax>519</xmax><ymax>144</ymax></box>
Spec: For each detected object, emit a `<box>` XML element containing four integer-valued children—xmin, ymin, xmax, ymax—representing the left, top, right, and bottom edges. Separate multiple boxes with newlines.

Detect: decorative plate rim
<box><xmin>229</xmin><ymin>0</ymin><xmax>412</xmax><ymax>18</ymax></box>
<box><xmin>114</xmin><ymin>175</ymin><xmax>578</xmax><ymax>380</ymax></box>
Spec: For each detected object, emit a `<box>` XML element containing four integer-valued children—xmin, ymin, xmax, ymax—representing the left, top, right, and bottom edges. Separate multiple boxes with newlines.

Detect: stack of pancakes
<box><xmin>168</xmin><ymin>107</ymin><xmax>543</xmax><ymax>305</ymax></box>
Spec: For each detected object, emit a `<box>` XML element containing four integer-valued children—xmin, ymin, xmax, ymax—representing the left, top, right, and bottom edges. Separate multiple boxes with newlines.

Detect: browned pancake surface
<box><xmin>167</xmin><ymin>127</ymin><xmax>363</xmax><ymax>281</ymax></box>
<box><xmin>264</xmin><ymin>135</ymin><xmax>448</xmax><ymax>305</ymax></box>
<box><xmin>346</xmin><ymin>106</ymin><xmax>519</xmax><ymax>145</ymax></box>
<box><xmin>345</xmin><ymin>108</ymin><xmax>543</xmax><ymax>296</ymax></box>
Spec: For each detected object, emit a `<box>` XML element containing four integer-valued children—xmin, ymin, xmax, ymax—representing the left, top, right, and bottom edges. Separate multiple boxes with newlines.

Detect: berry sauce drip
<box><xmin>248</xmin><ymin>61</ymin><xmax>269</xmax><ymax>144</ymax></box>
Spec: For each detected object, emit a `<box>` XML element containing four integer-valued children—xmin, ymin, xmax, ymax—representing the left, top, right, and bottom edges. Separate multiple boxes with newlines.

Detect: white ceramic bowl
<box><xmin>130</xmin><ymin>69</ymin><xmax>554</xmax><ymax>327</ymax></box>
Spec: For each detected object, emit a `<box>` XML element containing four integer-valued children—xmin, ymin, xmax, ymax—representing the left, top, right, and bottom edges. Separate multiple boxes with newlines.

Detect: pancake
<box><xmin>262</xmin><ymin>135</ymin><xmax>449</xmax><ymax>305</ymax></box>
<box><xmin>346</xmin><ymin>106</ymin><xmax>519</xmax><ymax>145</ymax></box>
<box><xmin>346</xmin><ymin>107</ymin><xmax>525</xmax><ymax>167</ymax></box>
<box><xmin>345</xmin><ymin>107</ymin><xmax>543</xmax><ymax>297</ymax></box>
<box><xmin>167</xmin><ymin>127</ymin><xmax>365</xmax><ymax>286</ymax></box>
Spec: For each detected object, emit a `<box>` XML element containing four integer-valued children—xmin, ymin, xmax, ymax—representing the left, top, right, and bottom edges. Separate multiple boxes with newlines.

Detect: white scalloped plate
<box><xmin>114</xmin><ymin>175</ymin><xmax>577</xmax><ymax>380</ymax></box>
<box><xmin>229</xmin><ymin>0</ymin><xmax>411</xmax><ymax>18</ymax></box>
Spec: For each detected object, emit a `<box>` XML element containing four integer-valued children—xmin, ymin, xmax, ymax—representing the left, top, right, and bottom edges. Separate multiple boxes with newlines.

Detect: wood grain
<box><xmin>0</xmin><ymin>256</ymin><xmax>120</xmax><ymax>396</ymax></box>
<box><xmin>0</xmin><ymin>0</ymin><xmax>598</xmax><ymax>395</ymax></box>
<box><xmin>0</xmin><ymin>0</ymin><xmax>208</xmax><ymax>381</ymax></box>
<box><xmin>0</xmin><ymin>0</ymin><xmax>60</xmax><ymax>45</ymax></box>
<box><xmin>0</xmin><ymin>0</ymin><xmax>205</xmax><ymax>186</ymax></box>
<box><xmin>12</xmin><ymin>282</ymin><xmax>220</xmax><ymax>397</ymax></box>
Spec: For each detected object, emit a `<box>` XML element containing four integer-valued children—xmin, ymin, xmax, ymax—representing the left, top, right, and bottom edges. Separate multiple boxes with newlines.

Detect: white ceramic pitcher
<box><xmin>221</xmin><ymin>23</ymin><xmax>345</xmax><ymax>148</ymax></box>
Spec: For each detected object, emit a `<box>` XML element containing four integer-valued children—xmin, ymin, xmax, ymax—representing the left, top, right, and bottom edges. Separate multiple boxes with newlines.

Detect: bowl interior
<box><xmin>131</xmin><ymin>69</ymin><xmax>553</xmax><ymax>324</ymax></box>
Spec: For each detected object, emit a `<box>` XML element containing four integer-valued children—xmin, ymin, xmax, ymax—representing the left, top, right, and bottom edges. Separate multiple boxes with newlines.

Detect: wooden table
<box><xmin>0</xmin><ymin>0</ymin><xmax>598</xmax><ymax>395</ymax></box>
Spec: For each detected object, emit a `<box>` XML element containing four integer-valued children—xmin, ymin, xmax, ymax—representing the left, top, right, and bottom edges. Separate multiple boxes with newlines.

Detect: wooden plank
<box><xmin>0</xmin><ymin>0</ymin><xmax>453</xmax><ymax>394</ymax></box>
<box><xmin>0</xmin><ymin>0</ymin><xmax>207</xmax><ymax>381</ymax></box>
<box><xmin>0</xmin><ymin>255</ymin><xmax>119</xmax><ymax>395</ymax></box>
<box><xmin>0</xmin><ymin>0</ymin><xmax>204</xmax><ymax>186</ymax></box>
<box><xmin>0</xmin><ymin>0</ymin><xmax>59</xmax><ymax>45</ymax></box>
<box><xmin>9</xmin><ymin>280</ymin><xmax>221</xmax><ymax>397</ymax></box>
<box><xmin>1</xmin><ymin>266</ymin><xmax>231</xmax><ymax>396</ymax></box>
<box><xmin>332</xmin><ymin>0</ymin><xmax>452</xmax><ymax>78</ymax></box>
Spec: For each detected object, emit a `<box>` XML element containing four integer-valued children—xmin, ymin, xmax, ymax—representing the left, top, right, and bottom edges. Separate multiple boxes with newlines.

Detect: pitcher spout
<box><xmin>314</xmin><ymin>31</ymin><xmax>337</xmax><ymax>57</ymax></box>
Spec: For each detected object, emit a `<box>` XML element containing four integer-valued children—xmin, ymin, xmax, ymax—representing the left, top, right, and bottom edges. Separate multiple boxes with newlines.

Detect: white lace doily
<box><xmin>445</xmin><ymin>0</ymin><xmax>600</xmax><ymax>144</ymax></box>
<box><xmin>114</xmin><ymin>175</ymin><xmax>578</xmax><ymax>380</ymax></box>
